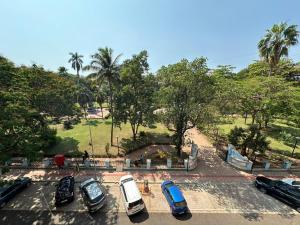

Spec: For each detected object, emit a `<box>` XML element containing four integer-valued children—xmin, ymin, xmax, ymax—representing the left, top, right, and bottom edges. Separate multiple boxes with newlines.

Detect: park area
<box><xmin>48</xmin><ymin>118</ymin><xmax>173</xmax><ymax>157</ymax></box>
<box><xmin>216</xmin><ymin>116</ymin><xmax>300</xmax><ymax>159</ymax></box>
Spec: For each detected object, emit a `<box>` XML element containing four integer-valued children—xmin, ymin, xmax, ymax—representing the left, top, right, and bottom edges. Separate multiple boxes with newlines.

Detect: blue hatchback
<box><xmin>161</xmin><ymin>180</ymin><xmax>188</xmax><ymax>215</ymax></box>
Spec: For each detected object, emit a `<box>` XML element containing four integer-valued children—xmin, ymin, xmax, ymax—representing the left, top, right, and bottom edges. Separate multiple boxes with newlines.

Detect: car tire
<box><xmin>296</xmin><ymin>207</ymin><xmax>300</xmax><ymax>213</ymax></box>
<box><xmin>26</xmin><ymin>182</ymin><xmax>31</xmax><ymax>187</ymax></box>
<box><xmin>0</xmin><ymin>201</ymin><xmax>6</xmax><ymax>208</ymax></box>
<box><xmin>259</xmin><ymin>187</ymin><xmax>267</xmax><ymax>194</ymax></box>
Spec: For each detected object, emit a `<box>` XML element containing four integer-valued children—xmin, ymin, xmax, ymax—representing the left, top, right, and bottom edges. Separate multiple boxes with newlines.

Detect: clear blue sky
<box><xmin>0</xmin><ymin>0</ymin><xmax>300</xmax><ymax>73</ymax></box>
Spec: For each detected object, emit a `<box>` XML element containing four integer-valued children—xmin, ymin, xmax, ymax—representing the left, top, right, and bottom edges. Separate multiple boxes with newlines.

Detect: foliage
<box><xmin>258</xmin><ymin>22</ymin><xmax>299</xmax><ymax>74</ymax></box>
<box><xmin>114</xmin><ymin>51</ymin><xmax>157</xmax><ymax>140</ymax></box>
<box><xmin>68</xmin><ymin>52</ymin><xmax>83</xmax><ymax>77</ymax></box>
<box><xmin>157</xmin><ymin>57</ymin><xmax>216</xmax><ymax>156</ymax></box>
<box><xmin>0</xmin><ymin>56</ymin><xmax>77</xmax><ymax>162</ymax></box>
<box><xmin>228</xmin><ymin>125</ymin><xmax>270</xmax><ymax>156</ymax></box>
<box><xmin>84</xmin><ymin>47</ymin><xmax>122</xmax><ymax>145</ymax></box>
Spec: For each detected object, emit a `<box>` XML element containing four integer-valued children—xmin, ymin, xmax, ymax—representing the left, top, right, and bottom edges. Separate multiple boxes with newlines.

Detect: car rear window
<box><xmin>174</xmin><ymin>200</ymin><xmax>187</xmax><ymax>207</ymax></box>
<box><xmin>164</xmin><ymin>182</ymin><xmax>174</xmax><ymax>189</ymax></box>
<box><xmin>85</xmin><ymin>182</ymin><xmax>103</xmax><ymax>200</ymax></box>
<box><xmin>129</xmin><ymin>198</ymin><xmax>143</xmax><ymax>208</ymax></box>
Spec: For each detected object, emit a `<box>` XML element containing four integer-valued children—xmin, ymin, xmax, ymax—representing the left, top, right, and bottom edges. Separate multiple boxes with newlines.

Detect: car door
<box><xmin>274</xmin><ymin>183</ymin><xmax>289</xmax><ymax>201</ymax></box>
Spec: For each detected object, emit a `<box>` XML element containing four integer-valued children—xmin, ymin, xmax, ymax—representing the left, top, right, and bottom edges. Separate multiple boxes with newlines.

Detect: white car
<box><xmin>119</xmin><ymin>175</ymin><xmax>145</xmax><ymax>216</ymax></box>
<box><xmin>282</xmin><ymin>178</ymin><xmax>300</xmax><ymax>189</ymax></box>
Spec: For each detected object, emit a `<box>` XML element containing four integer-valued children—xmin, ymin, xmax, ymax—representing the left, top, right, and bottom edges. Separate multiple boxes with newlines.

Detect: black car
<box><xmin>0</xmin><ymin>177</ymin><xmax>32</xmax><ymax>208</ymax></box>
<box><xmin>55</xmin><ymin>176</ymin><xmax>75</xmax><ymax>206</ymax></box>
<box><xmin>255</xmin><ymin>175</ymin><xmax>300</xmax><ymax>212</ymax></box>
<box><xmin>79</xmin><ymin>178</ymin><xmax>106</xmax><ymax>212</ymax></box>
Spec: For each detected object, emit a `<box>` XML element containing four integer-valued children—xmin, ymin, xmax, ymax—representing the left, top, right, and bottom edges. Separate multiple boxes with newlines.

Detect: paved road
<box><xmin>1</xmin><ymin>210</ymin><xmax>300</xmax><ymax>225</ymax></box>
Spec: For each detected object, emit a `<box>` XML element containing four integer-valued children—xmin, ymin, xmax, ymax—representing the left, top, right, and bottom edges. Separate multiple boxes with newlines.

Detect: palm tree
<box><xmin>258</xmin><ymin>22</ymin><xmax>299</xmax><ymax>75</ymax></box>
<box><xmin>84</xmin><ymin>47</ymin><xmax>122</xmax><ymax>145</ymax></box>
<box><xmin>68</xmin><ymin>52</ymin><xmax>84</xmax><ymax>83</ymax></box>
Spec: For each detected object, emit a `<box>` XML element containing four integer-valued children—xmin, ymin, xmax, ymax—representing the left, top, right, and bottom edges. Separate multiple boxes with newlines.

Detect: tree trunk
<box><xmin>251</xmin><ymin>114</ymin><xmax>255</xmax><ymax>125</ymax></box>
<box><xmin>131</xmin><ymin>124</ymin><xmax>137</xmax><ymax>141</ymax></box>
<box><xmin>76</xmin><ymin>69</ymin><xmax>79</xmax><ymax>103</ymax></box>
<box><xmin>99</xmin><ymin>102</ymin><xmax>103</xmax><ymax>118</ymax></box>
<box><xmin>264</xmin><ymin>119</ymin><xmax>269</xmax><ymax>128</ymax></box>
<box><xmin>109</xmin><ymin>81</ymin><xmax>114</xmax><ymax>146</ymax></box>
<box><xmin>244</xmin><ymin>112</ymin><xmax>248</xmax><ymax>124</ymax></box>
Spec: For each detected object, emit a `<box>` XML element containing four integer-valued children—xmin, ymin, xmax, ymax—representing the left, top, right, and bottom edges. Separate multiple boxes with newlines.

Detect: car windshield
<box><xmin>85</xmin><ymin>182</ymin><xmax>103</xmax><ymax>200</ymax></box>
<box><xmin>122</xmin><ymin>177</ymin><xmax>133</xmax><ymax>184</ymax></box>
<box><xmin>174</xmin><ymin>200</ymin><xmax>187</xmax><ymax>207</ymax></box>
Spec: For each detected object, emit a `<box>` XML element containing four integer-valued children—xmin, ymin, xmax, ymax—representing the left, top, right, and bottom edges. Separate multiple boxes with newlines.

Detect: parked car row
<box><xmin>255</xmin><ymin>175</ymin><xmax>300</xmax><ymax>212</ymax></box>
<box><xmin>2</xmin><ymin>174</ymin><xmax>299</xmax><ymax>215</ymax></box>
<box><xmin>0</xmin><ymin>174</ymin><xmax>188</xmax><ymax>217</ymax></box>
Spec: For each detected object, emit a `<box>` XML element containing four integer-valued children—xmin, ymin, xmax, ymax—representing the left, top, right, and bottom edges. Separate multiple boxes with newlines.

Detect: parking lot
<box><xmin>1</xmin><ymin>179</ymin><xmax>298</xmax><ymax>223</ymax></box>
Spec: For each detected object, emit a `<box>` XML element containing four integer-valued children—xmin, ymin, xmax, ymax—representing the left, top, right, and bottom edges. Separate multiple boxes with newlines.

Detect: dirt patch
<box><xmin>126</xmin><ymin>145</ymin><xmax>176</xmax><ymax>161</ymax></box>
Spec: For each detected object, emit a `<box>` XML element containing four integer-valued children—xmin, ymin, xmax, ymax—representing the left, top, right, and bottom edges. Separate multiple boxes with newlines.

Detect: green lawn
<box><xmin>48</xmin><ymin>118</ymin><xmax>172</xmax><ymax>156</ymax></box>
<box><xmin>217</xmin><ymin>117</ymin><xmax>300</xmax><ymax>157</ymax></box>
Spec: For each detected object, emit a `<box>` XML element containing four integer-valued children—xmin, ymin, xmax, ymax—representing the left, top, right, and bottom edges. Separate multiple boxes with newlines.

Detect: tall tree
<box><xmin>114</xmin><ymin>51</ymin><xmax>156</xmax><ymax>140</ymax></box>
<box><xmin>158</xmin><ymin>58</ymin><xmax>215</xmax><ymax>156</ymax></box>
<box><xmin>68</xmin><ymin>52</ymin><xmax>83</xmax><ymax>83</ymax></box>
<box><xmin>84</xmin><ymin>47</ymin><xmax>122</xmax><ymax>145</ymax></box>
<box><xmin>258</xmin><ymin>22</ymin><xmax>299</xmax><ymax>75</ymax></box>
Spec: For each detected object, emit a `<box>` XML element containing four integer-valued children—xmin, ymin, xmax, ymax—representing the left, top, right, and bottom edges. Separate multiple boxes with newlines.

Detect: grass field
<box><xmin>217</xmin><ymin>117</ymin><xmax>300</xmax><ymax>156</ymax></box>
<box><xmin>48</xmin><ymin>118</ymin><xmax>172</xmax><ymax>156</ymax></box>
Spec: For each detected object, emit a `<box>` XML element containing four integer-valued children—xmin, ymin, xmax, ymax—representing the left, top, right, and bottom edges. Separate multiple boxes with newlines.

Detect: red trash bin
<box><xmin>54</xmin><ymin>154</ymin><xmax>65</xmax><ymax>167</ymax></box>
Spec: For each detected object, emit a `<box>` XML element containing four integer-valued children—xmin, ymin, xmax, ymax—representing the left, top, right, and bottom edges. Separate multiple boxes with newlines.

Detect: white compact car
<box><xmin>119</xmin><ymin>175</ymin><xmax>145</xmax><ymax>216</ymax></box>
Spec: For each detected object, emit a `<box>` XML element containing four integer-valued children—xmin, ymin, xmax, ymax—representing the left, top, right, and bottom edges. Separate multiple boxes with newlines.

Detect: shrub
<box><xmin>139</xmin><ymin>131</ymin><xmax>146</xmax><ymax>137</ymax></box>
<box><xmin>63</xmin><ymin>120</ymin><xmax>73</xmax><ymax>130</ymax></box>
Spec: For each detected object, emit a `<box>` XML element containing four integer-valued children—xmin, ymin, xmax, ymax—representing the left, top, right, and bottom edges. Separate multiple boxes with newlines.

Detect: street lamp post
<box><xmin>116</xmin><ymin>136</ymin><xmax>120</xmax><ymax>156</ymax></box>
<box><xmin>81</xmin><ymin>91</ymin><xmax>97</xmax><ymax>180</ymax></box>
<box><xmin>292</xmin><ymin>137</ymin><xmax>300</xmax><ymax>157</ymax></box>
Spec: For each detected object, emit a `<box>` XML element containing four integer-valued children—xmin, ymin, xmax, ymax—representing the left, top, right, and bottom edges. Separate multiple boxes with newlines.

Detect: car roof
<box><xmin>84</xmin><ymin>182</ymin><xmax>103</xmax><ymax>200</ymax></box>
<box><xmin>167</xmin><ymin>185</ymin><xmax>185</xmax><ymax>203</ymax></box>
<box><xmin>121</xmin><ymin>177</ymin><xmax>141</xmax><ymax>203</ymax></box>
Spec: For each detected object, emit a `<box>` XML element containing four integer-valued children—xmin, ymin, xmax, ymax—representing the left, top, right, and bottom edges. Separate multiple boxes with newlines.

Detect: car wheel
<box><xmin>26</xmin><ymin>182</ymin><xmax>31</xmax><ymax>187</ymax></box>
<box><xmin>259</xmin><ymin>187</ymin><xmax>267</xmax><ymax>194</ymax></box>
<box><xmin>0</xmin><ymin>201</ymin><xmax>6</xmax><ymax>208</ymax></box>
<box><xmin>296</xmin><ymin>207</ymin><xmax>300</xmax><ymax>213</ymax></box>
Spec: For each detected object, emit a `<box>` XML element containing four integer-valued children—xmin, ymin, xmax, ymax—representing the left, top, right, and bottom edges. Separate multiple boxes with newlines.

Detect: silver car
<box><xmin>79</xmin><ymin>178</ymin><xmax>106</xmax><ymax>212</ymax></box>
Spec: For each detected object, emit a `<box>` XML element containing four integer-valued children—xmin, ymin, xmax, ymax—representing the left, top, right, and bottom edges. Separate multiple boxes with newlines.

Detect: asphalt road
<box><xmin>1</xmin><ymin>210</ymin><xmax>300</xmax><ymax>225</ymax></box>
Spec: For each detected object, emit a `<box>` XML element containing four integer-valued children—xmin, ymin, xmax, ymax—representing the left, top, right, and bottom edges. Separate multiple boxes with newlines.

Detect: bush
<box><xmin>1</xmin><ymin>166</ymin><xmax>10</xmax><ymax>175</ymax></box>
<box><xmin>63</xmin><ymin>120</ymin><xmax>73</xmax><ymax>130</ymax></box>
<box><xmin>139</xmin><ymin>131</ymin><xmax>146</xmax><ymax>137</ymax></box>
<box><xmin>279</xmin><ymin>131</ymin><xmax>294</xmax><ymax>144</ymax></box>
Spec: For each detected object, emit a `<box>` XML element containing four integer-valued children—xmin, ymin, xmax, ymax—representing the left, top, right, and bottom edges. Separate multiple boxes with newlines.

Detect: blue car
<box><xmin>161</xmin><ymin>180</ymin><xmax>187</xmax><ymax>215</ymax></box>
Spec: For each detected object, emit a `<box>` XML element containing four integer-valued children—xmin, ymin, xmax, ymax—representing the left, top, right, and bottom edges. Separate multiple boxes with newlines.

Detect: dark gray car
<box><xmin>79</xmin><ymin>178</ymin><xmax>106</xmax><ymax>212</ymax></box>
<box><xmin>0</xmin><ymin>177</ymin><xmax>31</xmax><ymax>208</ymax></box>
